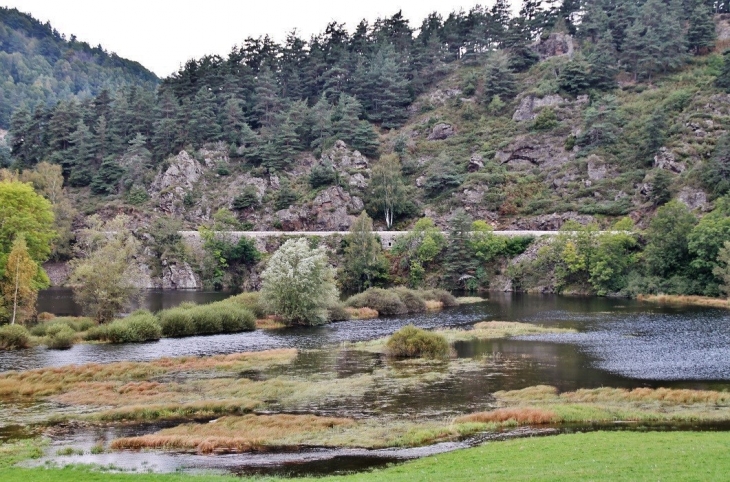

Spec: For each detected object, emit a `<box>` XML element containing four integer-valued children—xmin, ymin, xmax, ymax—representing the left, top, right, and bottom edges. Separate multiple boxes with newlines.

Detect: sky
<box><xmin>2</xmin><ymin>1</ymin><xmax>518</xmax><ymax>78</ymax></box>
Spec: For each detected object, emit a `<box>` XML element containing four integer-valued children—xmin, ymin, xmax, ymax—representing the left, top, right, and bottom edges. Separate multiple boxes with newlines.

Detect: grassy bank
<box><xmin>1</xmin><ymin>431</ymin><xmax>729</xmax><ymax>481</ymax></box>
<box><xmin>637</xmin><ymin>294</ymin><xmax>730</xmax><ymax>309</ymax></box>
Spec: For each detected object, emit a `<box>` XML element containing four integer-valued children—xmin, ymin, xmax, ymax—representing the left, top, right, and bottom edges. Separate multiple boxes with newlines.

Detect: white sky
<box><xmin>2</xmin><ymin>1</ymin><xmax>518</xmax><ymax>78</ymax></box>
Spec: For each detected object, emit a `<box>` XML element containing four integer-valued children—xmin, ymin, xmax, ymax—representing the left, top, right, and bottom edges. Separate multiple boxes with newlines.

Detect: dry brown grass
<box><xmin>0</xmin><ymin>349</ymin><xmax>297</xmax><ymax>399</ymax></box>
<box><xmin>456</xmin><ymin>407</ymin><xmax>558</xmax><ymax>425</ymax></box>
<box><xmin>255</xmin><ymin>317</ymin><xmax>287</xmax><ymax>329</ymax></box>
<box><xmin>496</xmin><ymin>385</ymin><xmax>730</xmax><ymax>406</ymax></box>
<box><xmin>345</xmin><ymin>307</ymin><xmax>379</xmax><ymax>319</ymax></box>
<box><xmin>637</xmin><ymin>294</ymin><xmax>729</xmax><ymax>309</ymax></box>
<box><xmin>424</xmin><ymin>300</ymin><xmax>444</xmax><ymax>311</ymax></box>
<box><xmin>111</xmin><ymin>414</ymin><xmax>355</xmax><ymax>453</ymax></box>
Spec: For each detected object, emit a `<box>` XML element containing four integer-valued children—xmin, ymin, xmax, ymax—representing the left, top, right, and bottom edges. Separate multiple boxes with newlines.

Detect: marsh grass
<box><xmin>110</xmin><ymin>414</ymin><xmax>355</xmax><ymax>453</ymax></box>
<box><xmin>0</xmin><ymin>348</ymin><xmax>297</xmax><ymax>399</ymax></box>
<box><xmin>438</xmin><ymin>321</ymin><xmax>576</xmax><ymax>342</ymax></box>
<box><xmin>637</xmin><ymin>294</ymin><xmax>729</xmax><ymax>309</ymax></box>
<box><xmin>0</xmin><ymin>325</ymin><xmax>31</xmax><ymax>350</ymax></box>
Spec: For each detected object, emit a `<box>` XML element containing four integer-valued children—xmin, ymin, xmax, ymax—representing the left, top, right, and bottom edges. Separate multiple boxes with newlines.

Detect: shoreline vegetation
<box><xmin>1</xmin><ymin>287</ymin><xmax>466</xmax><ymax>351</ymax></box>
<box><xmin>637</xmin><ymin>294</ymin><xmax>730</xmax><ymax>309</ymax></box>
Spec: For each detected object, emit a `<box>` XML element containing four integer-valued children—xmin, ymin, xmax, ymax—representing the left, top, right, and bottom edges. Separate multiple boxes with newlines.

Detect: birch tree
<box><xmin>368</xmin><ymin>154</ymin><xmax>408</xmax><ymax>229</ymax></box>
<box><xmin>0</xmin><ymin>236</ymin><xmax>39</xmax><ymax>324</ymax></box>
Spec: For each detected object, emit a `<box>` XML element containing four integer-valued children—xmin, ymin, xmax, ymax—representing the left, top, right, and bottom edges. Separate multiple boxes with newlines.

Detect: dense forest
<box><xmin>0</xmin><ymin>7</ymin><xmax>158</xmax><ymax>129</ymax></box>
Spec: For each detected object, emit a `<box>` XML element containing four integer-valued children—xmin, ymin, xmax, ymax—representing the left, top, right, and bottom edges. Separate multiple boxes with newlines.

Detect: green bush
<box><xmin>158</xmin><ymin>307</ymin><xmax>195</xmax><ymax>337</ymax></box>
<box><xmin>229</xmin><ymin>292</ymin><xmax>266</xmax><ymax>318</ymax></box>
<box><xmin>0</xmin><ymin>324</ymin><xmax>31</xmax><ymax>350</ymax></box>
<box><xmin>327</xmin><ymin>303</ymin><xmax>352</xmax><ymax>322</ymax></box>
<box><xmin>393</xmin><ymin>287</ymin><xmax>428</xmax><ymax>313</ymax></box>
<box><xmin>84</xmin><ymin>325</ymin><xmax>108</xmax><ymax>341</ymax></box>
<box><xmin>346</xmin><ymin>288</ymin><xmax>408</xmax><ymax>316</ymax></box>
<box><xmin>106</xmin><ymin>311</ymin><xmax>162</xmax><ymax>343</ymax></box>
<box><xmin>47</xmin><ymin>326</ymin><xmax>77</xmax><ymax>350</ymax></box>
<box><xmin>31</xmin><ymin>317</ymin><xmax>95</xmax><ymax>336</ymax></box>
<box><xmin>158</xmin><ymin>300</ymin><xmax>256</xmax><ymax>337</ymax></box>
<box><xmin>386</xmin><ymin>325</ymin><xmax>450</xmax><ymax>359</ymax></box>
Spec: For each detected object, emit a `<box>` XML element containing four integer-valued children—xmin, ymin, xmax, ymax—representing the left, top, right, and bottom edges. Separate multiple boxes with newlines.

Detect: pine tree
<box><xmin>443</xmin><ymin>210</ymin><xmax>477</xmax><ymax>289</ymax></box>
<box><xmin>365</xmin><ymin>45</ymin><xmax>410</xmax><ymax>129</ymax></box>
<box><xmin>340</xmin><ymin>212</ymin><xmax>388</xmax><ymax>292</ymax></box>
<box><xmin>688</xmin><ymin>1</ymin><xmax>716</xmax><ymax>54</ymax></box>
<box><xmin>717</xmin><ymin>50</ymin><xmax>730</xmax><ymax>92</ymax></box>
<box><xmin>275</xmin><ymin>178</ymin><xmax>298</xmax><ymax>210</ymax></box>
<box><xmin>90</xmin><ymin>156</ymin><xmax>124</xmax><ymax>195</ymax></box>
<box><xmin>332</xmin><ymin>94</ymin><xmax>363</xmax><ymax>144</ymax></box>
<box><xmin>483</xmin><ymin>52</ymin><xmax>517</xmax><ymax>102</ymax></box>
<box><xmin>559</xmin><ymin>56</ymin><xmax>592</xmax><ymax>95</ymax></box>
<box><xmin>587</xmin><ymin>31</ymin><xmax>618</xmax><ymax>91</ymax></box>
<box><xmin>253</xmin><ymin>67</ymin><xmax>282</xmax><ymax>128</ymax></box>
<box><xmin>352</xmin><ymin>121</ymin><xmax>380</xmax><ymax>158</ymax></box>
<box><xmin>1</xmin><ymin>235</ymin><xmax>40</xmax><ymax>325</ymax></box>
<box><xmin>189</xmin><ymin>87</ymin><xmax>221</xmax><ymax>147</ymax></box>
<box><xmin>66</xmin><ymin>120</ymin><xmax>94</xmax><ymax>187</ymax></box>
<box><xmin>220</xmin><ymin>97</ymin><xmax>247</xmax><ymax>144</ymax></box>
<box><xmin>309</xmin><ymin>94</ymin><xmax>333</xmax><ymax>151</ymax></box>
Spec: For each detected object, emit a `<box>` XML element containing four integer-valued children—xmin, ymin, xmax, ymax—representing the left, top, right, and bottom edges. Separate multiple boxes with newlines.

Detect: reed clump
<box><xmin>0</xmin><ymin>324</ymin><xmax>31</xmax><ymax>350</ymax></box>
<box><xmin>386</xmin><ymin>325</ymin><xmax>450</xmax><ymax>359</ymax></box>
<box><xmin>637</xmin><ymin>294</ymin><xmax>729</xmax><ymax>309</ymax></box>
<box><xmin>456</xmin><ymin>408</ymin><xmax>558</xmax><ymax>425</ymax></box>
<box><xmin>110</xmin><ymin>414</ymin><xmax>355</xmax><ymax>453</ymax></box>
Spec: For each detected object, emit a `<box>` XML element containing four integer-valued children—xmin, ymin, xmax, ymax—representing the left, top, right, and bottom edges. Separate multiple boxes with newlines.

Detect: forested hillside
<box><xmin>0</xmin><ymin>7</ymin><xmax>158</xmax><ymax>128</ymax></box>
<box><xmin>4</xmin><ymin>0</ymin><xmax>730</xmax><ymax>297</ymax></box>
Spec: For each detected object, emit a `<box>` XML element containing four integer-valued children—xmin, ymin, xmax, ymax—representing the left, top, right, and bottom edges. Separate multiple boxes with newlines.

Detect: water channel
<box><xmin>3</xmin><ymin>290</ymin><xmax>729</xmax><ymax>476</ymax></box>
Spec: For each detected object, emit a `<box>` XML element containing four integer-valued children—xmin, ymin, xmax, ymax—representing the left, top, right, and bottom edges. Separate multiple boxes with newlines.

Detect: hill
<box><xmin>3</xmin><ymin>1</ymin><xmax>730</xmax><ymax>297</ymax></box>
<box><xmin>0</xmin><ymin>7</ymin><xmax>158</xmax><ymax>128</ymax></box>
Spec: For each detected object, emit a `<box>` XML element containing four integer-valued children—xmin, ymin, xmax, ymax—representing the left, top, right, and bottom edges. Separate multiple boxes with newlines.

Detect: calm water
<box><xmin>6</xmin><ymin>291</ymin><xmax>730</xmax><ymax>387</ymax></box>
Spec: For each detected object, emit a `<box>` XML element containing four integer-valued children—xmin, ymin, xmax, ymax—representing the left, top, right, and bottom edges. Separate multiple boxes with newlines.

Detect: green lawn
<box><xmin>1</xmin><ymin>431</ymin><xmax>728</xmax><ymax>482</ymax></box>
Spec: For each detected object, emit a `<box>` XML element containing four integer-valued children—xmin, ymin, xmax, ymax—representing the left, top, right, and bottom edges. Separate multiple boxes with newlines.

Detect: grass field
<box><xmin>1</xmin><ymin>431</ymin><xmax>728</xmax><ymax>481</ymax></box>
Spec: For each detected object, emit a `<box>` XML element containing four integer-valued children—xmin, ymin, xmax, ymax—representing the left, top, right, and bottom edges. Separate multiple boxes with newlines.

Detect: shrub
<box><xmin>229</xmin><ymin>292</ymin><xmax>266</xmax><ymax>318</ymax></box>
<box><xmin>215</xmin><ymin>304</ymin><xmax>256</xmax><ymax>332</ymax></box>
<box><xmin>327</xmin><ymin>304</ymin><xmax>352</xmax><ymax>322</ymax></box>
<box><xmin>393</xmin><ymin>287</ymin><xmax>428</xmax><ymax>313</ymax></box>
<box><xmin>106</xmin><ymin>311</ymin><xmax>162</xmax><ymax>343</ymax></box>
<box><xmin>158</xmin><ymin>307</ymin><xmax>195</xmax><ymax>337</ymax></box>
<box><xmin>419</xmin><ymin>289</ymin><xmax>459</xmax><ymax>307</ymax></box>
<box><xmin>47</xmin><ymin>326</ymin><xmax>77</xmax><ymax>349</ymax></box>
<box><xmin>386</xmin><ymin>325</ymin><xmax>450</xmax><ymax>359</ymax></box>
<box><xmin>84</xmin><ymin>325</ymin><xmax>108</xmax><ymax>341</ymax></box>
<box><xmin>346</xmin><ymin>288</ymin><xmax>408</xmax><ymax>316</ymax></box>
<box><xmin>0</xmin><ymin>324</ymin><xmax>31</xmax><ymax>349</ymax></box>
<box><xmin>31</xmin><ymin>317</ymin><xmax>95</xmax><ymax>336</ymax></box>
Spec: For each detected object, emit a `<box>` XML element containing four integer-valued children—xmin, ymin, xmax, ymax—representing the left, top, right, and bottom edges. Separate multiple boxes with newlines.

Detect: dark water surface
<box><xmin>10</xmin><ymin>291</ymin><xmax>730</xmax><ymax>386</ymax></box>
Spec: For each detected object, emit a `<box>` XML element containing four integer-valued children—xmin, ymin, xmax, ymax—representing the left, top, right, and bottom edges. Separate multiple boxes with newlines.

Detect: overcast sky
<box><xmin>2</xmin><ymin>1</ymin><xmax>518</xmax><ymax>78</ymax></box>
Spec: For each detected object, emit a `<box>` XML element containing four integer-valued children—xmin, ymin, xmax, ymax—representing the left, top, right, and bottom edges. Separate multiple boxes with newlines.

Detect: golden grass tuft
<box><xmin>111</xmin><ymin>414</ymin><xmax>355</xmax><ymax>453</ymax></box>
<box><xmin>255</xmin><ymin>317</ymin><xmax>287</xmax><ymax>329</ymax></box>
<box><xmin>345</xmin><ymin>307</ymin><xmax>379</xmax><ymax>319</ymax></box>
<box><xmin>637</xmin><ymin>294</ymin><xmax>729</xmax><ymax>309</ymax></box>
<box><xmin>438</xmin><ymin>321</ymin><xmax>576</xmax><ymax>343</ymax></box>
<box><xmin>456</xmin><ymin>407</ymin><xmax>558</xmax><ymax>425</ymax></box>
<box><xmin>424</xmin><ymin>300</ymin><xmax>444</xmax><ymax>311</ymax></box>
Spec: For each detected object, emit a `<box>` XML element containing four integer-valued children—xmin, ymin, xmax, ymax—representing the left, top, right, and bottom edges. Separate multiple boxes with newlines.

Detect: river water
<box><xmin>6</xmin><ymin>290</ymin><xmax>730</xmax><ymax>387</ymax></box>
<box><xmin>6</xmin><ymin>290</ymin><xmax>730</xmax><ymax>476</ymax></box>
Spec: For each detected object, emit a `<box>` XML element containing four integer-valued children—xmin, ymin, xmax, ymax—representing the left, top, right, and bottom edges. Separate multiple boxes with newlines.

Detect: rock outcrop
<box><xmin>653</xmin><ymin>148</ymin><xmax>686</xmax><ymax>173</ymax></box>
<box><xmin>513</xmin><ymin>95</ymin><xmax>565</xmax><ymax>121</ymax></box>
<box><xmin>150</xmin><ymin>151</ymin><xmax>205</xmax><ymax>215</ymax></box>
<box><xmin>534</xmin><ymin>32</ymin><xmax>574</xmax><ymax>59</ymax></box>
<box><xmin>160</xmin><ymin>261</ymin><xmax>200</xmax><ymax>290</ymax></box>
<box><xmin>427</xmin><ymin>123</ymin><xmax>456</xmax><ymax>140</ymax></box>
<box><xmin>276</xmin><ymin>186</ymin><xmax>364</xmax><ymax>231</ymax></box>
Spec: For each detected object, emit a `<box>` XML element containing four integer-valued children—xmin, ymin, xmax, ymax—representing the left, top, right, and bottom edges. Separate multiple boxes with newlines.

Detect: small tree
<box><xmin>340</xmin><ymin>212</ymin><xmax>388</xmax><ymax>292</ymax></box>
<box><xmin>714</xmin><ymin>241</ymin><xmax>730</xmax><ymax>298</ymax></box>
<box><xmin>68</xmin><ymin>215</ymin><xmax>143</xmax><ymax>322</ymax></box>
<box><xmin>717</xmin><ymin>50</ymin><xmax>730</xmax><ymax>93</ymax></box>
<box><xmin>368</xmin><ymin>154</ymin><xmax>409</xmax><ymax>229</ymax></box>
<box><xmin>483</xmin><ymin>52</ymin><xmax>517</xmax><ymax>102</ymax></box>
<box><xmin>260</xmin><ymin>238</ymin><xmax>338</xmax><ymax>326</ymax></box>
<box><xmin>1</xmin><ymin>236</ymin><xmax>42</xmax><ymax>324</ymax></box>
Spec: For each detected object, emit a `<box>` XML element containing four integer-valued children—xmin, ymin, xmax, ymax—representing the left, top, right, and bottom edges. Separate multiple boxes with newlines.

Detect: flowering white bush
<box><xmin>260</xmin><ymin>238</ymin><xmax>338</xmax><ymax>325</ymax></box>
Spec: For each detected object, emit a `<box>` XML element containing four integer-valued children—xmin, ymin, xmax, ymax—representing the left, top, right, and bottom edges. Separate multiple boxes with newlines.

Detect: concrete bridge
<box><xmin>179</xmin><ymin>230</ymin><xmax>563</xmax><ymax>251</ymax></box>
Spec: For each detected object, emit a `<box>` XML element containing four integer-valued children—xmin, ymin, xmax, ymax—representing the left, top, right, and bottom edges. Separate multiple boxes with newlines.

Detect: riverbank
<box><xmin>1</xmin><ymin>431</ymin><xmax>729</xmax><ymax>480</ymax></box>
<box><xmin>637</xmin><ymin>294</ymin><xmax>730</xmax><ymax>309</ymax></box>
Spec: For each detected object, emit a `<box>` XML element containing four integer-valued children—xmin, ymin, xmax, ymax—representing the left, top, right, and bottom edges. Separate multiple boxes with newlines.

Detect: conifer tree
<box><xmin>66</xmin><ymin>120</ymin><xmax>94</xmax><ymax>186</ymax></box>
<box><xmin>559</xmin><ymin>56</ymin><xmax>592</xmax><ymax>95</ymax></box>
<box><xmin>717</xmin><ymin>50</ymin><xmax>730</xmax><ymax>92</ymax></box>
<box><xmin>340</xmin><ymin>212</ymin><xmax>388</xmax><ymax>292</ymax></box>
<box><xmin>189</xmin><ymin>87</ymin><xmax>221</xmax><ymax>147</ymax></box>
<box><xmin>688</xmin><ymin>1</ymin><xmax>716</xmax><ymax>54</ymax></box>
<box><xmin>443</xmin><ymin>210</ymin><xmax>477</xmax><ymax>289</ymax></box>
<box><xmin>483</xmin><ymin>52</ymin><xmax>517</xmax><ymax>102</ymax></box>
